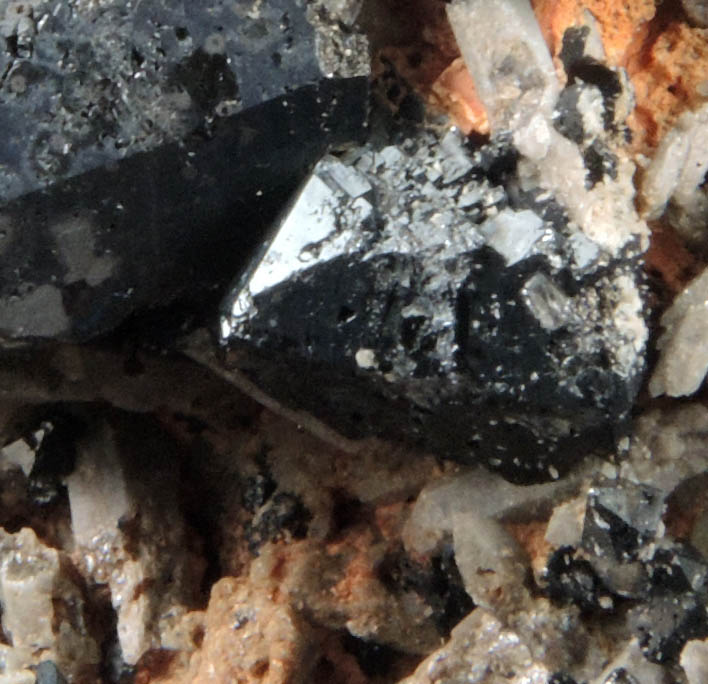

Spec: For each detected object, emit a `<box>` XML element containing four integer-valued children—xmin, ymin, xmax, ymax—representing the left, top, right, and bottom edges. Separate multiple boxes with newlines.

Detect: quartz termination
<box><xmin>221</xmin><ymin>123</ymin><xmax>646</xmax><ymax>482</ymax></box>
<box><xmin>0</xmin><ymin>0</ymin><xmax>368</xmax><ymax>341</ymax></box>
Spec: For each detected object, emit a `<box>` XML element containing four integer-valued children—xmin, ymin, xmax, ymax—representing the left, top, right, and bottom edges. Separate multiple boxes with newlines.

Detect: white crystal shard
<box><xmin>641</xmin><ymin>103</ymin><xmax>708</xmax><ymax>224</ymax></box>
<box><xmin>446</xmin><ymin>0</ymin><xmax>559</xmax><ymax>131</ymax></box>
<box><xmin>0</xmin><ymin>528</ymin><xmax>58</xmax><ymax>651</ymax></box>
<box><xmin>448</xmin><ymin>0</ymin><xmax>649</xmax><ymax>255</ymax></box>
<box><xmin>66</xmin><ymin>420</ymin><xmax>196</xmax><ymax>665</ymax></box>
<box><xmin>67</xmin><ymin>425</ymin><xmax>132</xmax><ymax>547</ymax></box>
<box><xmin>649</xmin><ymin>267</ymin><xmax>708</xmax><ymax>397</ymax></box>
<box><xmin>0</xmin><ymin>440</ymin><xmax>34</xmax><ymax>477</ymax></box>
<box><xmin>480</xmin><ymin>208</ymin><xmax>544</xmax><ymax>266</ymax></box>
<box><xmin>518</xmin><ymin>133</ymin><xmax>648</xmax><ymax>254</ymax></box>
<box><xmin>681</xmin><ymin>639</ymin><xmax>708</xmax><ymax>684</ymax></box>
<box><xmin>545</xmin><ymin>496</ymin><xmax>586</xmax><ymax>549</ymax></box>
<box><xmin>522</xmin><ymin>272</ymin><xmax>574</xmax><ymax>330</ymax></box>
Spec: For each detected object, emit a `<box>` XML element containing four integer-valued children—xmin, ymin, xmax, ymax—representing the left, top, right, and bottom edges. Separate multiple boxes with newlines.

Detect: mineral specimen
<box><xmin>398</xmin><ymin>608</ymin><xmax>550</xmax><ymax>684</ymax></box>
<box><xmin>219</xmin><ymin>0</ymin><xmax>647</xmax><ymax>480</ymax></box>
<box><xmin>220</xmin><ymin>125</ymin><xmax>646</xmax><ymax>480</ymax></box>
<box><xmin>0</xmin><ymin>527</ymin><xmax>100</xmax><ymax>680</ymax></box>
<box><xmin>0</xmin><ymin>0</ymin><xmax>368</xmax><ymax>342</ymax></box>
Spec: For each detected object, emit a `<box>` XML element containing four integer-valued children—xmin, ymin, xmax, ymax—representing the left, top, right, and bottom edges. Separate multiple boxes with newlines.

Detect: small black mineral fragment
<box><xmin>377</xmin><ymin>545</ymin><xmax>474</xmax><ymax>637</ymax></box>
<box><xmin>558</xmin><ymin>26</ymin><xmax>593</xmax><ymax>76</ymax></box>
<box><xmin>581</xmin><ymin>480</ymin><xmax>664</xmax><ymax>563</ymax></box>
<box><xmin>546</xmin><ymin>546</ymin><xmax>614</xmax><ymax>613</ymax></box>
<box><xmin>245</xmin><ymin>491</ymin><xmax>312</xmax><ymax>554</ymax></box>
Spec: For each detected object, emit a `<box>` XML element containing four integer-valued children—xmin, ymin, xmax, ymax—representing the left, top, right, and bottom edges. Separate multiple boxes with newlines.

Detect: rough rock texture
<box><xmin>0</xmin><ymin>527</ymin><xmax>100</xmax><ymax>681</ymax></box>
<box><xmin>177</xmin><ymin>575</ymin><xmax>318</xmax><ymax>684</ymax></box>
<box><xmin>0</xmin><ymin>0</ymin><xmax>368</xmax><ymax>342</ymax></box>
<box><xmin>627</xmin><ymin>16</ymin><xmax>708</xmax><ymax>154</ymax></box>
<box><xmin>397</xmin><ymin>609</ymin><xmax>549</xmax><ymax>684</ymax></box>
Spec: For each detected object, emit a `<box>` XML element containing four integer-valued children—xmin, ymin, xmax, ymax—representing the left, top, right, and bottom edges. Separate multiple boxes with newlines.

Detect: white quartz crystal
<box><xmin>649</xmin><ymin>267</ymin><xmax>708</xmax><ymax>397</ymax></box>
<box><xmin>681</xmin><ymin>639</ymin><xmax>708</xmax><ymax>684</ymax></box>
<box><xmin>641</xmin><ymin>103</ymin><xmax>708</xmax><ymax>236</ymax></box>
<box><xmin>66</xmin><ymin>420</ymin><xmax>196</xmax><ymax>665</ymax></box>
<box><xmin>446</xmin><ymin>0</ymin><xmax>559</xmax><ymax>131</ymax></box>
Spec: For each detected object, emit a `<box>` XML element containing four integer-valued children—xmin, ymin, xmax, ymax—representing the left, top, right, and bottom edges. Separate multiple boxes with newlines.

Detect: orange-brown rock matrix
<box><xmin>532</xmin><ymin>0</ymin><xmax>708</xmax><ymax>155</ymax></box>
<box><xmin>364</xmin><ymin>0</ymin><xmax>489</xmax><ymax>133</ymax></box>
<box><xmin>627</xmin><ymin>12</ymin><xmax>708</xmax><ymax>152</ymax></box>
<box><xmin>376</xmin><ymin>0</ymin><xmax>707</xmax><ymax>158</ymax></box>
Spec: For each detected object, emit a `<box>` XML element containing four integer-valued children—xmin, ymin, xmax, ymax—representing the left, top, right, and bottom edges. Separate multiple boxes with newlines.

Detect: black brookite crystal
<box><xmin>0</xmin><ymin>0</ymin><xmax>367</xmax><ymax>341</ymax></box>
<box><xmin>220</xmin><ymin>125</ymin><xmax>646</xmax><ymax>482</ymax></box>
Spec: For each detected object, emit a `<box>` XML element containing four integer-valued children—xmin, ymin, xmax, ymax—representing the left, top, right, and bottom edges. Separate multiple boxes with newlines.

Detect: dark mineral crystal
<box><xmin>220</xmin><ymin>126</ymin><xmax>646</xmax><ymax>482</ymax></box>
<box><xmin>581</xmin><ymin>480</ymin><xmax>665</xmax><ymax>563</ymax></box>
<box><xmin>245</xmin><ymin>490</ymin><xmax>311</xmax><ymax>554</ymax></box>
<box><xmin>548</xmin><ymin>477</ymin><xmax>708</xmax><ymax>663</ymax></box>
<box><xmin>377</xmin><ymin>544</ymin><xmax>474</xmax><ymax>637</ymax></box>
<box><xmin>630</xmin><ymin>593</ymin><xmax>708</xmax><ymax>663</ymax></box>
<box><xmin>0</xmin><ymin>0</ymin><xmax>368</xmax><ymax>342</ymax></box>
<box><xmin>546</xmin><ymin>546</ymin><xmax>614</xmax><ymax>613</ymax></box>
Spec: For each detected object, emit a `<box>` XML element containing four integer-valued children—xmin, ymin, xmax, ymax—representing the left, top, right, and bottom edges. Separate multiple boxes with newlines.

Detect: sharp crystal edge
<box><xmin>220</xmin><ymin>1</ymin><xmax>649</xmax><ymax>482</ymax></box>
<box><xmin>0</xmin><ymin>0</ymin><xmax>369</xmax><ymax>342</ymax></box>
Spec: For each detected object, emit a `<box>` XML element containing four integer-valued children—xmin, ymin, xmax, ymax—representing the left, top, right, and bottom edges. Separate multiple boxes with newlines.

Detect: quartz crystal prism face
<box><xmin>221</xmin><ymin>123</ymin><xmax>647</xmax><ymax>482</ymax></box>
<box><xmin>0</xmin><ymin>0</ymin><xmax>368</xmax><ymax>342</ymax></box>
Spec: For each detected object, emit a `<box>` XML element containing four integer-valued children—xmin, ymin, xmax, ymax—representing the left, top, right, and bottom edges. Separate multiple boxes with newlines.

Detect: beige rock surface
<box><xmin>398</xmin><ymin>609</ymin><xmax>549</xmax><ymax>684</ymax></box>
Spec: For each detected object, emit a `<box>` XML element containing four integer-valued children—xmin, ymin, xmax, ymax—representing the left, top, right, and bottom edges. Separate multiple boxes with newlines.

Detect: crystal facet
<box><xmin>0</xmin><ymin>0</ymin><xmax>368</xmax><ymax>342</ymax></box>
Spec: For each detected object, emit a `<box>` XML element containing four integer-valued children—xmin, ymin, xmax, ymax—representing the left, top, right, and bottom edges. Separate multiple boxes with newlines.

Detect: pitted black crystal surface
<box><xmin>220</xmin><ymin>127</ymin><xmax>646</xmax><ymax>482</ymax></box>
<box><xmin>0</xmin><ymin>0</ymin><xmax>368</xmax><ymax>341</ymax></box>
